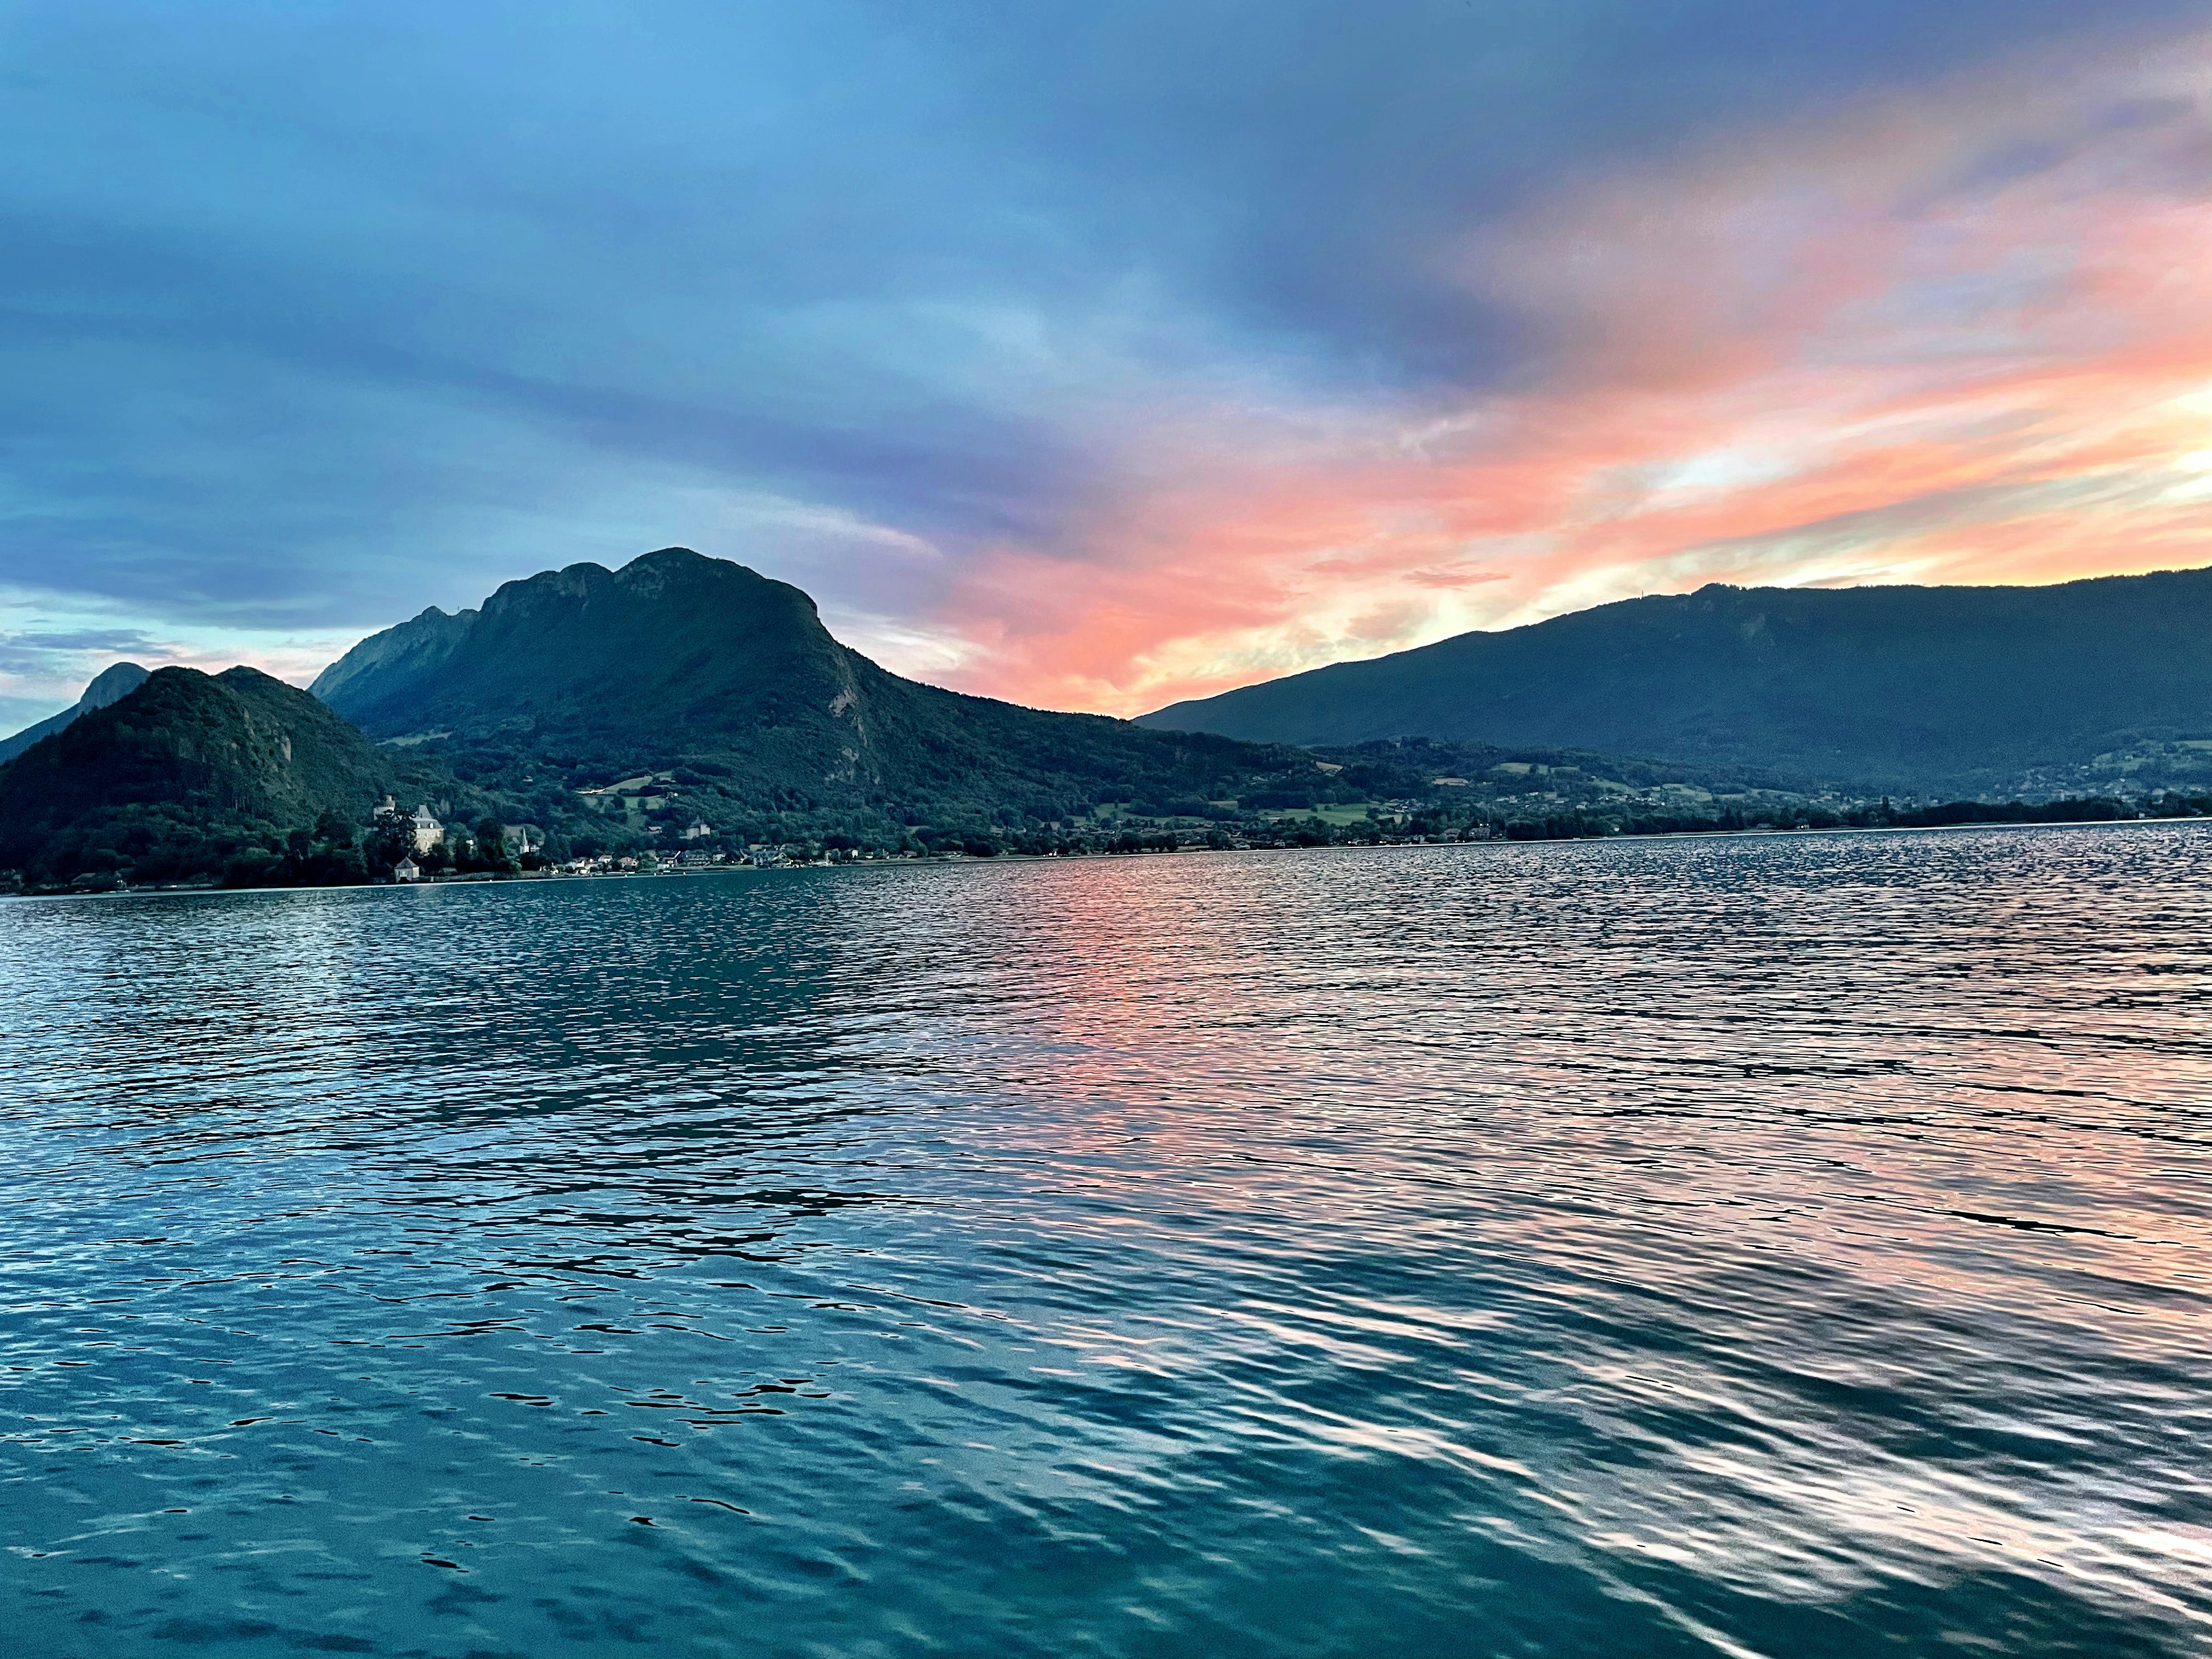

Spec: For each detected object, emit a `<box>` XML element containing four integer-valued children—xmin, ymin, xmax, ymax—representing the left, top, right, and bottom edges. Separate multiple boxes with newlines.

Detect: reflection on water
<box><xmin>2</xmin><ymin>827</ymin><xmax>2209</xmax><ymax>1657</ymax></box>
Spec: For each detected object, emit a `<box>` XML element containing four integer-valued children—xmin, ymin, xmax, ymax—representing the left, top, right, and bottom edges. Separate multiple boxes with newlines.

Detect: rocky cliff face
<box><xmin>308</xmin><ymin>607</ymin><xmax>475</xmax><ymax>716</ymax></box>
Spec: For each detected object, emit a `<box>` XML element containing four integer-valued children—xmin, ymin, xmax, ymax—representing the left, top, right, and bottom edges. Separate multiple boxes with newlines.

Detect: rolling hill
<box><xmin>1138</xmin><ymin>568</ymin><xmax>2212</xmax><ymax>797</ymax></box>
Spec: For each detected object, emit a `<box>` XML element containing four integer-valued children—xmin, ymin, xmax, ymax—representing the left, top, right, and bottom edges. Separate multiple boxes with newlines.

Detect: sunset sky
<box><xmin>2</xmin><ymin>1</ymin><xmax>2208</xmax><ymax>732</ymax></box>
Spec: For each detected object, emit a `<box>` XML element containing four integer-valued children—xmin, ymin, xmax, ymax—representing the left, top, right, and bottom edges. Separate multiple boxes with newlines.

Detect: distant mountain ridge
<box><xmin>1139</xmin><ymin>567</ymin><xmax>2212</xmax><ymax>797</ymax></box>
<box><xmin>0</xmin><ymin>661</ymin><xmax>150</xmax><ymax>764</ymax></box>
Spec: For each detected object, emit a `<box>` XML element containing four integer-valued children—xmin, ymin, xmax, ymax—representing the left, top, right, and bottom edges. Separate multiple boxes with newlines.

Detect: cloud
<box><xmin>0</xmin><ymin>588</ymin><xmax>362</xmax><ymax>734</ymax></box>
<box><xmin>0</xmin><ymin>1</ymin><xmax>2202</xmax><ymax>718</ymax></box>
<box><xmin>0</xmin><ymin>628</ymin><xmax>160</xmax><ymax>654</ymax></box>
<box><xmin>0</xmin><ymin>624</ymin><xmax>161</xmax><ymax>733</ymax></box>
<box><xmin>0</xmin><ymin>623</ymin><xmax>161</xmax><ymax>685</ymax></box>
<box><xmin>922</xmin><ymin>22</ymin><xmax>2212</xmax><ymax>712</ymax></box>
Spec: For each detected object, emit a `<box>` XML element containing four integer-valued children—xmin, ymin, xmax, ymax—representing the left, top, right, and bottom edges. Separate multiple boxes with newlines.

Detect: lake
<box><xmin>3</xmin><ymin>827</ymin><xmax>2210</xmax><ymax>1657</ymax></box>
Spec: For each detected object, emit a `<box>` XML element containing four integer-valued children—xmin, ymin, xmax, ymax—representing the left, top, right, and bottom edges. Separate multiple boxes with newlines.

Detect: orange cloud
<box><xmin>927</xmin><ymin>26</ymin><xmax>2212</xmax><ymax>715</ymax></box>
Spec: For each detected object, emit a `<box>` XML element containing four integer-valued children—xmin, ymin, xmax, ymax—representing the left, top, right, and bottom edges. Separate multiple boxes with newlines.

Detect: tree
<box><xmin>473</xmin><ymin>816</ymin><xmax>516</xmax><ymax>873</ymax></box>
<box><xmin>365</xmin><ymin>808</ymin><xmax>414</xmax><ymax>874</ymax></box>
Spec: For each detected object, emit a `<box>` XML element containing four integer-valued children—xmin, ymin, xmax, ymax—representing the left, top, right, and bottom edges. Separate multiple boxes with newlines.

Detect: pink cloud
<box><xmin>924</xmin><ymin>25</ymin><xmax>2212</xmax><ymax>715</ymax></box>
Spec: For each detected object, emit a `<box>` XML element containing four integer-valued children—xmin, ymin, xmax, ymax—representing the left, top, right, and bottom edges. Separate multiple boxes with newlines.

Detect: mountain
<box><xmin>1138</xmin><ymin>568</ymin><xmax>2212</xmax><ymax>797</ymax></box>
<box><xmin>0</xmin><ymin>661</ymin><xmax>151</xmax><ymax>765</ymax></box>
<box><xmin>0</xmin><ymin>665</ymin><xmax>397</xmax><ymax>885</ymax></box>
<box><xmin>312</xmin><ymin>547</ymin><xmax>1303</xmax><ymax>839</ymax></box>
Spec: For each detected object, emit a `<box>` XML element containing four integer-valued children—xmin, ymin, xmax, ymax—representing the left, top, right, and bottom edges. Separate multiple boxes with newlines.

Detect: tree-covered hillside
<box><xmin>312</xmin><ymin>547</ymin><xmax>1321</xmax><ymax>849</ymax></box>
<box><xmin>0</xmin><ymin>667</ymin><xmax>401</xmax><ymax>887</ymax></box>
<box><xmin>1140</xmin><ymin>568</ymin><xmax>2212</xmax><ymax>798</ymax></box>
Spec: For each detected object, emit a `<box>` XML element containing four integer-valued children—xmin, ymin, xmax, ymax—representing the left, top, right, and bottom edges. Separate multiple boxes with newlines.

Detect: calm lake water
<box><xmin>3</xmin><ymin>828</ymin><xmax>2210</xmax><ymax>1657</ymax></box>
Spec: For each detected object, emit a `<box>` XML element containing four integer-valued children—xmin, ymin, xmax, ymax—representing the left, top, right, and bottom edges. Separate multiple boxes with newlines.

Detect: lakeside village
<box><xmin>20</xmin><ymin>760</ymin><xmax>2212</xmax><ymax>897</ymax></box>
<box><xmin>369</xmin><ymin>787</ymin><xmax>2212</xmax><ymax>890</ymax></box>
<box><xmin>334</xmin><ymin>788</ymin><xmax>1520</xmax><ymax>889</ymax></box>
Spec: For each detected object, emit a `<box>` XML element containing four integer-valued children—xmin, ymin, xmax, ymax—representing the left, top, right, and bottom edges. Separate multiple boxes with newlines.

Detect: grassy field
<box><xmin>1263</xmin><ymin>803</ymin><xmax>1383</xmax><ymax>826</ymax></box>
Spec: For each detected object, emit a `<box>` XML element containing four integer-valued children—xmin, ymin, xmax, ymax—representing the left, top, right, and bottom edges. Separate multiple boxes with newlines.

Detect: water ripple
<box><xmin>2</xmin><ymin>827</ymin><xmax>2209</xmax><ymax>1656</ymax></box>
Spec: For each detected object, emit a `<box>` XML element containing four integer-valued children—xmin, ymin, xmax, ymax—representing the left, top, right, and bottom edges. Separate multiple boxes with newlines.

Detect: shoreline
<box><xmin>9</xmin><ymin>812</ymin><xmax>2209</xmax><ymax>902</ymax></box>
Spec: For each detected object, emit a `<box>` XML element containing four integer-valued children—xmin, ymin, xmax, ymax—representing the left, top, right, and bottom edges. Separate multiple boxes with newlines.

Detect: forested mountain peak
<box><xmin>1139</xmin><ymin>565</ymin><xmax>2212</xmax><ymax>797</ymax></box>
<box><xmin>310</xmin><ymin>547</ymin><xmax>1305</xmax><ymax>841</ymax></box>
<box><xmin>0</xmin><ymin>665</ymin><xmax>397</xmax><ymax>884</ymax></box>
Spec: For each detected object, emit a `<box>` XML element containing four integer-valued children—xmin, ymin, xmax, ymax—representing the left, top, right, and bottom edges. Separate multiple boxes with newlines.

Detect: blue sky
<box><xmin>2</xmin><ymin>0</ymin><xmax>2207</xmax><ymax>730</ymax></box>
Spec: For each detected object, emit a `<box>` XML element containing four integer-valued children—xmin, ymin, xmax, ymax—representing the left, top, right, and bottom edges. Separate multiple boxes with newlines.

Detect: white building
<box><xmin>393</xmin><ymin>856</ymin><xmax>421</xmax><ymax>882</ymax></box>
<box><xmin>410</xmin><ymin>805</ymin><xmax>443</xmax><ymax>853</ymax></box>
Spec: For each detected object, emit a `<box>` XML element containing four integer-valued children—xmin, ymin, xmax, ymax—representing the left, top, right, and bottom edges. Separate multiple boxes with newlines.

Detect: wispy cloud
<box><xmin>0</xmin><ymin>3</ymin><xmax>2201</xmax><ymax>723</ymax></box>
<box><xmin>0</xmin><ymin>591</ymin><xmax>361</xmax><ymax>736</ymax></box>
<box><xmin>927</xmin><ymin>25</ymin><xmax>2212</xmax><ymax>712</ymax></box>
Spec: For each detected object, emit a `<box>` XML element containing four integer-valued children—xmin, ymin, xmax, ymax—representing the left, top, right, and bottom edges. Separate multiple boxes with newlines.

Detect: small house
<box><xmin>393</xmin><ymin>856</ymin><xmax>421</xmax><ymax>883</ymax></box>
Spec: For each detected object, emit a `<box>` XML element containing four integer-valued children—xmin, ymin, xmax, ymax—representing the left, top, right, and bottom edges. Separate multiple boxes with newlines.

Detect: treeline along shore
<box><xmin>8</xmin><ymin>786</ymin><xmax>2204</xmax><ymax>899</ymax></box>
